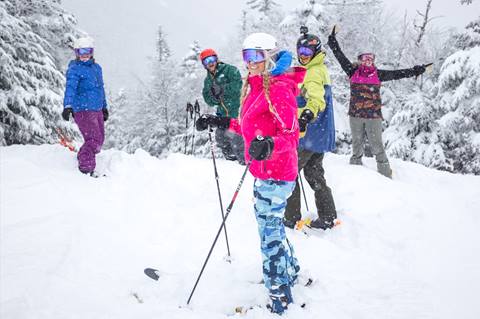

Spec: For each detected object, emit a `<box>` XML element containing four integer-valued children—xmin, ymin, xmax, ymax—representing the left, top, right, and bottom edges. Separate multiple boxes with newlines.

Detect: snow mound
<box><xmin>1</xmin><ymin>145</ymin><xmax>479</xmax><ymax>319</ymax></box>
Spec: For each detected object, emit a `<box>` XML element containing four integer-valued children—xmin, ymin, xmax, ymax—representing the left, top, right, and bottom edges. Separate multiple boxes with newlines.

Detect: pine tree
<box><xmin>435</xmin><ymin>43</ymin><xmax>480</xmax><ymax>174</ymax></box>
<box><xmin>156</xmin><ymin>26</ymin><xmax>171</xmax><ymax>62</ymax></box>
<box><xmin>180</xmin><ymin>41</ymin><xmax>202</xmax><ymax>79</ymax></box>
<box><xmin>244</xmin><ymin>0</ymin><xmax>284</xmax><ymax>39</ymax></box>
<box><xmin>246</xmin><ymin>0</ymin><xmax>279</xmax><ymax>14</ymax></box>
<box><xmin>175</xmin><ymin>41</ymin><xmax>210</xmax><ymax>156</ymax></box>
<box><xmin>384</xmin><ymin>91</ymin><xmax>447</xmax><ymax>170</ymax></box>
<box><xmin>0</xmin><ymin>0</ymin><xmax>79</xmax><ymax>146</ymax></box>
<box><xmin>103</xmin><ymin>89</ymin><xmax>129</xmax><ymax>150</ymax></box>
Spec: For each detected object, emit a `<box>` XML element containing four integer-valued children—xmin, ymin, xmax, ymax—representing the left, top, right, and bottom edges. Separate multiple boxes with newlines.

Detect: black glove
<box><xmin>195</xmin><ymin>114</ymin><xmax>231</xmax><ymax>131</ymax></box>
<box><xmin>298</xmin><ymin>109</ymin><xmax>314</xmax><ymax>132</ymax></box>
<box><xmin>62</xmin><ymin>108</ymin><xmax>73</xmax><ymax>121</ymax></box>
<box><xmin>102</xmin><ymin>108</ymin><xmax>109</xmax><ymax>121</ymax></box>
<box><xmin>210</xmin><ymin>82</ymin><xmax>224</xmax><ymax>101</ymax></box>
<box><xmin>327</xmin><ymin>26</ymin><xmax>337</xmax><ymax>47</ymax></box>
<box><xmin>248</xmin><ymin>136</ymin><xmax>274</xmax><ymax>161</ymax></box>
<box><xmin>413</xmin><ymin>65</ymin><xmax>426</xmax><ymax>76</ymax></box>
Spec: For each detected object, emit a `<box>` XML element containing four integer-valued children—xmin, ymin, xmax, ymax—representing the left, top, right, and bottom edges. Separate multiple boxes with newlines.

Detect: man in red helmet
<box><xmin>199</xmin><ymin>48</ymin><xmax>244</xmax><ymax>164</ymax></box>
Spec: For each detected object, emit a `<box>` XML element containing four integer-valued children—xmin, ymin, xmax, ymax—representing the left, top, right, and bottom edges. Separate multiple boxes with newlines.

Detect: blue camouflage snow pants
<box><xmin>253</xmin><ymin>179</ymin><xmax>300</xmax><ymax>291</ymax></box>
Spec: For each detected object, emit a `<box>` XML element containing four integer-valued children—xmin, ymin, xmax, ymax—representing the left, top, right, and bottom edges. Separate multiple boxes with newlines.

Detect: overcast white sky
<box><xmin>61</xmin><ymin>0</ymin><xmax>479</xmax><ymax>91</ymax></box>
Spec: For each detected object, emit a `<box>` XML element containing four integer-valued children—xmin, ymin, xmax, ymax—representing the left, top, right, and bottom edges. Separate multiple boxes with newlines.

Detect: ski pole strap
<box><xmin>220</xmin><ymin>100</ymin><xmax>229</xmax><ymax>117</ymax></box>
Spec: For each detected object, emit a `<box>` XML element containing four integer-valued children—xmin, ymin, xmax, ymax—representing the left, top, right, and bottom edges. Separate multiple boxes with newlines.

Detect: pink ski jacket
<box><xmin>229</xmin><ymin>67</ymin><xmax>306</xmax><ymax>181</ymax></box>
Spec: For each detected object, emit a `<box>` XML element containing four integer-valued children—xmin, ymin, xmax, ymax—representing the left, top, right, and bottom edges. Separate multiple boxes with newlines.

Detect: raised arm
<box><xmin>327</xmin><ymin>26</ymin><xmax>355</xmax><ymax>77</ymax></box>
<box><xmin>378</xmin><ymin>65</ymin><xmax>427</xmax><ymax>82</ymax></box>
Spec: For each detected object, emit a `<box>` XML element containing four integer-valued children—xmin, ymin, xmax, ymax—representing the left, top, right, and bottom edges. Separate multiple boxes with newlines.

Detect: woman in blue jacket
<box><xmin>62</xmin><ymin>37</ymin><xmax>108</xmax><ymax>176</ymax></box>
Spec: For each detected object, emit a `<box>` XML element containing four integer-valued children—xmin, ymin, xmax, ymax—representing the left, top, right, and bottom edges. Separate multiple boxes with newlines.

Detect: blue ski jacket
<box><xmin>298</xmin><ymin>53</ymin><xmax>336</xmax><ymax>154</ymax></box>
<box><xmin>63</xmin><ymin>59</ymin><xmax>107</xmax><ymax>112</ymax></box>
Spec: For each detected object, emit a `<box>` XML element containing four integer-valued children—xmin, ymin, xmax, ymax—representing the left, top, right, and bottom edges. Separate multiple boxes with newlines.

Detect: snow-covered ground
<box><xmin>1</xmin><ymin>145</ymin><xmax>480</xmax><ymax>319</ymax></box>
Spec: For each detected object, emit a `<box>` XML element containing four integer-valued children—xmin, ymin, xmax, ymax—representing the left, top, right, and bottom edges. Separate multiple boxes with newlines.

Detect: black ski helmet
<box><xmin>296</xmin><ymin>26</ymin><xmax>322</xmax><ymax>64</ymax></box>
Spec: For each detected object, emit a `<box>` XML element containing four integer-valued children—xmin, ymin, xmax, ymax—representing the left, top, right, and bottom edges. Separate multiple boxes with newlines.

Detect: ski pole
<box><xmin>185</xmin><ymin>102</ymin><xmax>193</xmax><ymax>154</ymax></box>
<box><xmin>298</xmin><ymin>173</ymin><xmax>310</xmax><ymax>212</ymax></box>
<box><xmin>186</xmin><ymin>161</ymin><xmax>252</xmax><ymax>305</ymax></box>
<box><xmin>191</xmin><ymin>100</ymin><xmax>201</xmax><ymax>155</ymax></box>
<box><xmin>208</xmin><ymin>127</ymin><xmax>231</xmax><ymax>259</ymax></box>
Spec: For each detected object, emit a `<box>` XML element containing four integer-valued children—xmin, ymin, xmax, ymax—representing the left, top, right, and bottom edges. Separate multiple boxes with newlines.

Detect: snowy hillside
<box><xmin>1</xmin><ymin>145</ymin><xmax>480</xmax><ymax>319</ymax></box>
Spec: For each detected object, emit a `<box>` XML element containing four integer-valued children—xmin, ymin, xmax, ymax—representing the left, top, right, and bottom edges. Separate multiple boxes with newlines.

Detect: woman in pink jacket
<box><xmin>196</xmin><ymin>33</ymin><xmax>306</xmax><ymax>314</ymax></box>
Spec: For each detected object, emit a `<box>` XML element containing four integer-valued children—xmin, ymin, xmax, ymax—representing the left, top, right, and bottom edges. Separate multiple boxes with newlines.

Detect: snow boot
<box><xmin>268</xmin><ymin>285</ymin><xmax>293</xmax><ymax>315</ymax></box>
<box><xmin>377</xmin><ymin>162</ymin><xmax>393</xmax><ymax>179</ymax></box>
<box><xmin>283</xmin><ymin>218</ymin><xmax>296</xmax><ymax>230</ymax></box>
<box><xmin>310</xmin><ymin>217</ymin><xmax>335</xmax><ymax>230</ymax></box>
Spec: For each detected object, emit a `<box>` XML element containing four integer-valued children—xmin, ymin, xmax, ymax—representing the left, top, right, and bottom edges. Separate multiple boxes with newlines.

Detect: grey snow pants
<box><xmin>349</xmin><ymin>116</ymin><xmax>392</xmax><ymax>178</ymax></box>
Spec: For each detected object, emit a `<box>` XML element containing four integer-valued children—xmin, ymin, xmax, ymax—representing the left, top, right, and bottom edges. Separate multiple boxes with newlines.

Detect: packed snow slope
<box><xmin>1</xmin><ymin>145</ymin><xmax>480</xmax><ymax>319</ymax></box>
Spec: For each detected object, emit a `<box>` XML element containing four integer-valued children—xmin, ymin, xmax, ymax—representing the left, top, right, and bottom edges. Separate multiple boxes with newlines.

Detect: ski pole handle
<box><xmin>194</xmin><ymin>100</ymin><xmax>201</xmax><ymax>114</ymax></box>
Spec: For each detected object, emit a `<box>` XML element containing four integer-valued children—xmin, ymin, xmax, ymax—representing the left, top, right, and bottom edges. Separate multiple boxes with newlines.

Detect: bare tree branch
<box><xmin>415</xmin><ymin>0</ymin><xmax>433</xmax><ymax>47</ymax></box>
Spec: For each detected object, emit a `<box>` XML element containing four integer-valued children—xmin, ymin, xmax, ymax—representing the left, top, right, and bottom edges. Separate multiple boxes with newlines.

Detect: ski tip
<box><xmin>144</xmin><ymin>268</ymin><xmax>160</xmax><ymax>281</ymax></box>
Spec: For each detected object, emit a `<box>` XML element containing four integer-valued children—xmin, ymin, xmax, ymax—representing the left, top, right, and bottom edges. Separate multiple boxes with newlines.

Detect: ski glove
<box><xmin>102</xmin><ymin>108</ymin><xmax>109</xmax><ymax>122</ymax></box>
<box><xmin>62</xmin><ymin>107</ymin><xmax>73</xmax><ymax>121</ymax></box>
<box><xmin>298</xmin><ymin>109</ymin><xmax>314</xmax><ymax>133</ymax></box>
<box><xmin>413</xmin><ymin>65</ymin><xmax>426</xmax><ymax>76</ymax></box>
<box><xmin>248</xmin><ymin>136</ymin><xmax>274</xmax><ymax>161</ymax></box>
<box><xmin>195</xmin><ymin>114</ymin><xmax>231</xmax><ymax>131</ymax></box>
<box><xmin>327</xmin><ymin>26</ymin><xmax>336</xmax><ymax>48</ymax></box>
<box><xmin>210</xmin><ymin>82</ymin><xmax>225</xmax><ymax>101</ymax></box>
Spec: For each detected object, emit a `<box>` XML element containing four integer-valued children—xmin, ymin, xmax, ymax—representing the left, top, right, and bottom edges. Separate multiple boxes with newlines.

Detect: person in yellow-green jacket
<box><xmin>284</xmin><ymin>27</ymin><xmax>337</xmax><ymax>230</ymax></box>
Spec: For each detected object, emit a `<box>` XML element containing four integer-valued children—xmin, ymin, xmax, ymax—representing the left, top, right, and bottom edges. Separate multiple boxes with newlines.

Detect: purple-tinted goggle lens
<box><xmin>242</xmin><ymin>49</ymin><xmax>266</xmax><ymax>64</ymax></box>
<box><xmin>202</xmin><ymin>55</ymin><xmax>218</xmax><ymax>66</ymax></box>
<box><xmin>297</xmin><ymin>46</ymin><xmax>314</xmax><ymax>57</ymax></box>
<box><xmin>75</xmin><ymin>47</ymin><xmax>94</xmax><ymax>56</ymax></box>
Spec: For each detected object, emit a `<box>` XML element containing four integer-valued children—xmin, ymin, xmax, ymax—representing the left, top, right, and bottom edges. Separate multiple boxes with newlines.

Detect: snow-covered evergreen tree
<box><xmin>280</xmin><ymin>0</ymin><xmax>329</xmax><ymax>38</ymax></box>
<box><xmin>246</xmin><ymin>0</ymin><xmax>279</xmax><ymax>14</ymax></box>
<box><xmin>434</xmin><ymin>24</ymin><xmax>480</xmax><ymax>174</ymax></box>
<box><xmin>180</xmin><ymin>41</ymin><xmax>202</xmax><ymax>79</ymax></box>
<box><xmin>384</xmin><ymin>91</ymin><xmax>447</xmax><ymax>169</ymax></box>
<box><xmin>156</xmin><ymin>26</ymin><xmax>171</xmax><ymax>62</ymax></box>
<box><xmin>103</xmin><ymin>89</ymin><xmax>129</xmax><ymax>150</ymax></box>
<box><xmin>0</xmin><ymin>0</ymin><xmax>80</xmax><ymax>145</ymax></box>
<box><xmin>244</xmin><ymin>0</ymin><xmax>284</xmax><ymax>39</ymax></box>
<box><xmin>173</xmin><ymin>42</ymin><xmax>211</xmax><ymax>156</ymax></box>
<box><xmin>125</xmin><ymin>27</ymin><xmax>184</xmax><ymax>157</ymax></box>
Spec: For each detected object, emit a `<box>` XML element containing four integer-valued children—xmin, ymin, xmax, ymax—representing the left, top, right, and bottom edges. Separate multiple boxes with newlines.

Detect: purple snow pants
<box><xmin>74</xmin><ymin>110</ymin><xmax>105</xmax><ymax>173</ymax></box>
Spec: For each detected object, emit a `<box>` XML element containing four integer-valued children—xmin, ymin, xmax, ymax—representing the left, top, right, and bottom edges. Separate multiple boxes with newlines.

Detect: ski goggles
<box><xmin>202</xmin><ymin>55</ymin><xmax>218</xmax><ymax>66</ymax></box>
<box><xmin>75</xmin><ymin>47</ymin><xmax>94</xmax><ymax>56</ymax></box>
<box><xmin>358</xmin><ymin>53</ymin><xmax>375</xmax><ymax>62</ymax></box>
<box><xmin>242</xmin><ymin>49</ymin><xmax>266</xmax><ymax>64</ymax></box>
<box><xmin>297</xmin><ymin>46</ymin><xmax>315</xmax><ymax>57</ymax></box>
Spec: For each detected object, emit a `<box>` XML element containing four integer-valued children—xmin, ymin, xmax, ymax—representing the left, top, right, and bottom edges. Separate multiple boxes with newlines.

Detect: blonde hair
<box><xmin>238</xmin><ymin>67</ymin><xmax>276</xmax><ymax>113</ymax></box>
<box><xmin>238</xmin><ymin>68</ymin><xmax>288</xmax><ymax>130</ymax></box>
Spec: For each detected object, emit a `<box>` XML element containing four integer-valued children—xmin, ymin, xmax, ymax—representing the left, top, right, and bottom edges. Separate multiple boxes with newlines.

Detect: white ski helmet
<box><xmin>242</xmin><ymin>33</ymin><xmax>277</xmax><ymax>51</ymax></box>
<box><xmin>73</xmin><ymin>37</ymin><xmax>94</xmax><ymax>49</ymax></box>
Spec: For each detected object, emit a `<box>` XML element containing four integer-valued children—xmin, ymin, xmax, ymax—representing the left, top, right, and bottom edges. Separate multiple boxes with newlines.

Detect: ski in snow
<box><xmin>144</xmin><ymin>268</ymin><xmax>161</xmax><ymax>281</ymax></box>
